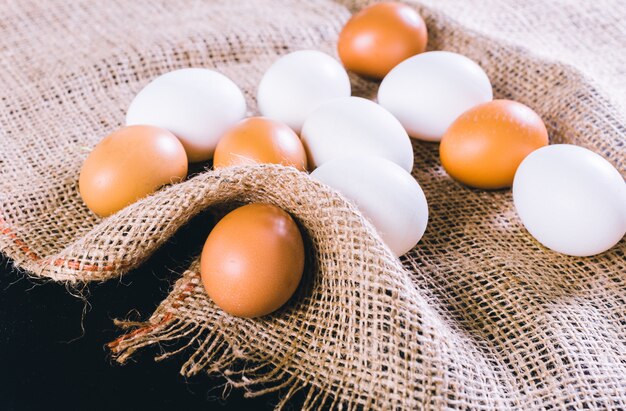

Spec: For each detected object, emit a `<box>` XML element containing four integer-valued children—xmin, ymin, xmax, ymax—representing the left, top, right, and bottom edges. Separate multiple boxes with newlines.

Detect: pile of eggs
<box><xmin>79</xmin><ymin>3</ymin><xmax>626</xmax><ymax>318</ymax></box>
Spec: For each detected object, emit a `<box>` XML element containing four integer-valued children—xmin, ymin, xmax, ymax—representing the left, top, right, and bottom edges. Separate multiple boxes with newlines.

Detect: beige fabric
<box><xmin>1</xmin><ymin>0</ymin><xmax>624</xmax><ymax>409</ymax></box>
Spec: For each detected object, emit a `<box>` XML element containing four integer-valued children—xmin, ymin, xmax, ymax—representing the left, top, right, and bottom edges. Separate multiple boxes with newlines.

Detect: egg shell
<box><xmin>301</xmin><ymin>96</ymin><xmax>414</xmax><ymax>172</ymax></box>
<box><xmin>440</xmin><ymin>100</ymin><xmax>549</xmax><ymax>189</ymax></box>
<box><xmin>513</xmin><ymin>144</ymin><xmax>626</xmax><ymax>257</ymax></box>
<box><xmin>338</xmin><ymin>2</ymin><xmax>428</xmax><ymax>80</ymax></box>
<box><xmin>213</xmin><ymin>117</ymin><xmax>307</xmax><ymax>171</ymax></box>
<box><xmin>257</xmin><ymin>50</ymin><xmax>351</xmax><ymax>133</ymax></box>
<box><xmin>311</xmin><ymin>156</ymin><xmax>428</xmax><ymax>256</ymax></box>
<box><xmin>126</xmin><ymin>68</ymin><xmax>246</xmax><ymax>162</ymax></box>
<box><xmin>378</xmin><ymin>51</ymin><xmax>493</xmax><ymax>141</ymax></box>
<box><xmin>79</xmin><ymin>125</ymin><xmax>188</xmax><ymax>217</ymax></box>
<box><xmin>200</xmin><ymin>203</ymin><xmax>305</xmax><ymax>318</ymax></box>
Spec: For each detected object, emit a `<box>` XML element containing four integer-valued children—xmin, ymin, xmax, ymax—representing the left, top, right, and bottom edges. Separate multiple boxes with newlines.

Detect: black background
<box><xmin>0</xmin><ymin>213</ymin><xmax>279</xmax><ymax>411</ymax></box>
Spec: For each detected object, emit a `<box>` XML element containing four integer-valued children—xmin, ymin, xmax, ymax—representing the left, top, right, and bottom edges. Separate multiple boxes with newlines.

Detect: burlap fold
<box><xmin>1</xmin><ymin>0</ymin><xmax>625</xmax><ymax>409</ymax></box>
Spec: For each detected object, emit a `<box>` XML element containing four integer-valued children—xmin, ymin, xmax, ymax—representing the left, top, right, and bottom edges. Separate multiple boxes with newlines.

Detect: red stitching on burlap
<box><xmin>171</xmin><ymin>283</ymin><xmax>196</xmax><ymax>309</ymax></box>
<box><xmin>47</xmin><ymin>257</ymin><xmax>116</xmax><ymax>272</ymax></box>
<box><xmin>0</xmin><ymin>217</ymin><xmax>41</xmax><ymax>261</ymax></box>
<box><xmin>0</xmin><ymin>216</ymin><xmax>118</xmax><ymax>272</ymax></box>
<box><xmin>107</xmin><ymin>312</ymin><xmax>175</xmax><ymax>349</ymax></box>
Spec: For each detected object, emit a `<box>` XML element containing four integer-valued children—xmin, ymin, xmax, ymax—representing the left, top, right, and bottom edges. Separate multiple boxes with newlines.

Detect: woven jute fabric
<box><xmin>1</xmin><ymin>0</ymin><xmax>625</xmax><ymax>409</ymax></box>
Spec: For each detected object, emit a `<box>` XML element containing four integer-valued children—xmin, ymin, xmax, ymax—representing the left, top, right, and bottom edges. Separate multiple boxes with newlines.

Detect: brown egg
<box><xmin>200</xmin><ymin>203</ymin><xmax>305</xmax><ymax>318</ymax></box>
<box><xmin>440</xmin><ymin>100</ymin><xmax>549</xmax><ymax>189</ymax></box>
<box><xmin>79</xmin><ymin>125</ymin><xmax>188</xmax><ymax>217</ymax></box>
<box><xmin>338</xmin><ymin>2</ymin><xmax>428</xmax><ymax>80</ymax></box>
<box><xmin>213</xmin><ymin>117</ymin><xmax>307</xmax><ymax>171</ymax></box>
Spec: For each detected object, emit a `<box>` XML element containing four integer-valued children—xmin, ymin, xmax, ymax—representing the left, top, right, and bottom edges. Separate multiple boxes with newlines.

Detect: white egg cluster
<box><xmin>256</xmin><ymin>50</ymin><xmax>429</xmax><ymax>257</ymax></box>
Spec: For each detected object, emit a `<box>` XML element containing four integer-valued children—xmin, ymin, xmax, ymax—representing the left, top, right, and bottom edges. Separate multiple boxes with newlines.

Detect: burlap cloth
<box><xmin>1</xmin><ymin>0</ymin><xmax>624</xmax><ymax>409</ymax></box>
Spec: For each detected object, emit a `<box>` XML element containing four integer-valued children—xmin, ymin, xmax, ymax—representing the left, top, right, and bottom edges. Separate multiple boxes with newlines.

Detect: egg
<box><xmin>378</xmin><ymin>51</ymin><xmax>493</xmax><ymax>141</ymax></box>
<box><xmin>338</xmin><ymin>2</ymin><xmax>428</xmax><ymax>80</ymax></box>
<box><xmin>440</xmin><ymin>100</ymin><xmax>549</xmax><ymax>189</ymax></box>
<box><xmin>301</xmin><ymin>96</ymin><xmax>413</xmax><ymax>172</ymax></box>
<box><xmin>79</xmin><ymin>125</ymin><xmax>188</xmax><ymax>217</ymax></box>
<box><xmin>126</xmin><ymin>68</ymin><xmax>246</xmax><ymax>162</ymax></box>
<box><xmin>213</xmin><ymin>117</ymin><xmax>307</xmax><ymax>171</ymax></box>
<box><xmin>311</xmin><ymin>156</ymin><xmax>428</xmax><ymax>256</ymax></box>
<box><xmin>200</xmin><ymin>203</ymin><xmax>305</xmax><ymax>318</ymax></box>
<box><xmin>513</xmin><ymin>144</ymin><xmax>626</xmax><ymax>257</ymax></box>
<box><xmin>257</xmin><ymin>50</ymin><xmax>351</xmax><ymax>133</ymax></box>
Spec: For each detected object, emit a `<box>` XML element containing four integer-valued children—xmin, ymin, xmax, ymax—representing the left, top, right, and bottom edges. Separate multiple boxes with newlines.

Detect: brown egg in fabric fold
<box><xmin>200</xmin><ymin>203</ymin><xmax>305</xmax><ymax>318</ymax></box>
<box><xmin>79</xmin><ymin>125</ymin><xmax>188</xmax><ymax>217</ymax></box>
<box><xmin>338</xmin><ymin>2</ymin><xmax>428</xmax><ymax>80</ymax></box>
<box><xmin>213</xmin><ymin>117</ymin><xmax>308</xmax><ymax>171</ymax></box>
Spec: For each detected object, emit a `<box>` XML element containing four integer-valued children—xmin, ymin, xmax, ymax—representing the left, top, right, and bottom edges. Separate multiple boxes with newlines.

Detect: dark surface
<box><xmin>0</xmin><ymin>213</ymin><xmax>278</xmax><ymax>411</ymax></box>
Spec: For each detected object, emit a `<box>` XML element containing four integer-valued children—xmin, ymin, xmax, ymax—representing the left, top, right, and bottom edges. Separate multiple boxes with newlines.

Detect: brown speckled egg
<box><xmin>200</xmin><ymin>203</ymin><xmax>305</xmax><ymax>318</ymax></box>
<box><xmin>213</xmin><ymin>117</ymin><xmax>307</xmax><ymax>171</ymax></box>
<box><xmin>338</xmin><ymin>2</ymin><xmax>428</xmax><ymax>80</ymax></box>
<box><xmin>79</xmin><ymin>125</ymin><xmax>188</xmax><ymax>217</ymax></box>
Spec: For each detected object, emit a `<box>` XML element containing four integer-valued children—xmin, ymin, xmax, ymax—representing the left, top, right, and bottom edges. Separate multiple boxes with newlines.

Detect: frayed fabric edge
<box><xmin>108</xmin><ymin>313</ymin><xmax>354</xmax><ymax>411</ymax></box>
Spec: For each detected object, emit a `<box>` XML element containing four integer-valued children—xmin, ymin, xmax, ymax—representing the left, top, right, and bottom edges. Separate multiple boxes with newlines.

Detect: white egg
<box><xmin>513</xmin><ymin>144</ymin><xmax>626</xmax><ymax>257</ymax></box>
<box><xmin>378</xmin><ymin>51</ymin><xmax>493</xmax><ymax>142</ymax></box>
<box><xmin>311</xmin><ymin>156</ymin><xmax>428</xmax><ymax>256</ymax></box>
<box><xmin>126</xmin><ymin>68</ymin><xmax>246</xmax><ymax>162</ymax></box>
<box><xmin>257</xmin><ymin>50</ymin><xmax>351</xmax><ymax>133</ymax></box>
<box><xmin>301</xmin><ymin>96</ymin><xmax>414</xmax><ymax>172</ymax></box>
